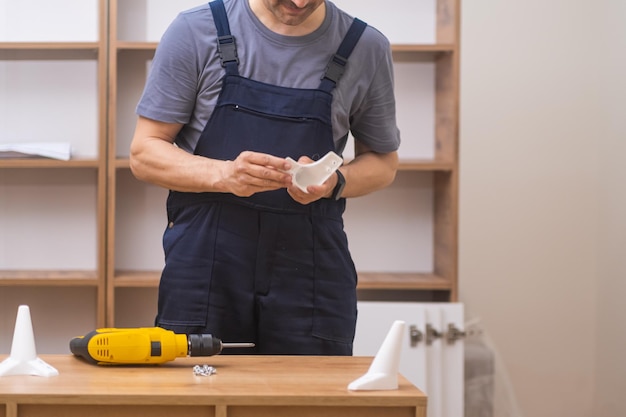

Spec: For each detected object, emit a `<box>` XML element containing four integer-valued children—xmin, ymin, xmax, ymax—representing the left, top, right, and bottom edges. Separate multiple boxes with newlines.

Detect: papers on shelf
<box><xmin>0</xmin><ymin>142</ymin><xmax>72</xmax><ymax>161</ymax></box>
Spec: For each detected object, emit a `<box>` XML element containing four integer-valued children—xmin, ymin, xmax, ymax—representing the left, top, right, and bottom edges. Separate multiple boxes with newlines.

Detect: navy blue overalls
<box><xmin>156</xmin><ymin>0</ymin><xmax>367</xmax><ymax>355</ymax></box>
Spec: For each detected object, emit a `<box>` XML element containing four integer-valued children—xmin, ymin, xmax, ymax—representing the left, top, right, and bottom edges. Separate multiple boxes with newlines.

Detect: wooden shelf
<box><xmin>112</xmin><ymin>270</ymin><xmax>451</xmax><ymax>291</ymax></box>
<box><xmin>392</xmin><ymin>43</ymin><xmax>455</xmax><ymax>61</ymax></box>
<box><xmin>114</xmin><ymin>158</ymin><xmax>454</xmax><ymax>172</ymax></box>
<box><xmin>114</xmin><ymin>42</ymin><xmax>453</xmax><ymax>52</ymax></box>
<box><xmin>392</xmin><ymin>44</ymin><xmax>455</xmax><ymax>52</ymax></box>
<box><xmin>114</xmin><ymin>270</ymin><xmax>161</xmax><ymax>287</ymax></box>
<box><xmin>0</xmin><ymin>42</ymin><xmax>100</xmax><ymax>50</ymax></box>
<box><xmin>0</xmin><ymin>42</ymin><xmax>101</xmax><ymax>60</ymax></box>
<box><xmin>0</xmin><ymin>158</ymin><xmax>101</xmax><ymax>168</ymax></box>
<box><xmin>357</xmin><ymin>272</ymin><xmax>453</xmax><ymax>291</ymax></box>
<box><xmin>114</xmin><ymin>158</ymin><xmax>132</xmax><ymax>168</ymax></box>
<box><xmin>113</xmin><ymin>42</ymin><xmax>454</xmax><ymax>64</ymax></box>
<box><xmin>115</xmin><ymin>41</ymin><xmax>158</xmax><ymax>51</ymax></box>
<box><xmin>0</xmin><ymin>270</ymin><xmax>99</xmax><ymax>286</ymax></box>
<box><xmin>399</xmin><ymin>159</ymin><xmax>455</xmax><ymax>171</ymax></box>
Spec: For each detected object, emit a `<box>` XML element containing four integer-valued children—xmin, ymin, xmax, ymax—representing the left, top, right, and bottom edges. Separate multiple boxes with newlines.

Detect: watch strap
<box><xmin>330</xmin><ymin>169</ymin><xmax>346</xmax><ymax>200</ymax></box>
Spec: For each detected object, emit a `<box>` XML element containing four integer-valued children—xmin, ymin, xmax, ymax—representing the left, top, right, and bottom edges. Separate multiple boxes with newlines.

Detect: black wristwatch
<box><xmin>330</xmin><ymin>169</ymin><xmax>346</xmax><ymax>200</ymax></box>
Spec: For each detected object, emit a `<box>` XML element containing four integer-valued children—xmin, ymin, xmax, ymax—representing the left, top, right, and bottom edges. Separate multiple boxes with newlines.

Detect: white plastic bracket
<box><xmin>0</xmin><ymin>305</ymin><xmax>59</xmax><ymax>377</ymax></box>
<box><xmin>348</xmin><ymin>320</ymin><xmax>406</xmax><ymax>391</ymax></box>
<box><xmin>286</xmin><ymin>151</ymin><xmax>343</xmax><ymax>192</ymax></box>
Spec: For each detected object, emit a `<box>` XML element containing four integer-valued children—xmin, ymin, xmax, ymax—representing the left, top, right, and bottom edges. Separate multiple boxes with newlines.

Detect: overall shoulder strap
<box><xmin>319</xmin><ymin>18</ymin><xmax>368</xmax><ymax>92</ymax></box>
<box><xmin>209</xmin><ymin>0</ymin><xmax>239</xmax><ymax>75</ymax></box>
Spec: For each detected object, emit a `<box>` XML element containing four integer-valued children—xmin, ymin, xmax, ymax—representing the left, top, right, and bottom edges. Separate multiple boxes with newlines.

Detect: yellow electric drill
<box><xmin>70</xmin><ymin>327</ymin><xmax>254</xmax><ymax>365</ymax></box>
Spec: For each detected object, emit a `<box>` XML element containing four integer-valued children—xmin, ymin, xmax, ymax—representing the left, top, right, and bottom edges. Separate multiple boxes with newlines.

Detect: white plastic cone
<box><xmin>0</xmin><ymin>305</ymin><xmax>58</xmax><ymax>377</ymax></box>
<box><xmin>348</xmin><ymin>320</ymin><xmax>405</xmax><ymax>391</ymax></box>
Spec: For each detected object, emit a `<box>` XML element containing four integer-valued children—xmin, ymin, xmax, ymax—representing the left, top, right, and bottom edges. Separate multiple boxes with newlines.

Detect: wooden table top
<box><xmin>0</xmin><ymin>355</ymin><xmax>426</xmax><ymax>407</ymax></box>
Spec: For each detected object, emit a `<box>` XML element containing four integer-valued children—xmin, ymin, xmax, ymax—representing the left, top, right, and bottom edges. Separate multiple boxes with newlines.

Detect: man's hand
<box><xmin>221</xmin><ymin>151</ymin><xmax>293</xmax><ymax>197</ymax></box>
<box><xmin>130</xmin><ymin>116</ymin><xmax>296</xmax><ymax>194</ymax></box>
<box><xmin>286</xmin><ymin>144</ymin><xmax>399</xmax><ymax>205</ymax></box>
<box><xmin>286</xmin><ymin>155</ymin><xmax>337</xmax><ymax>204</ymax></box>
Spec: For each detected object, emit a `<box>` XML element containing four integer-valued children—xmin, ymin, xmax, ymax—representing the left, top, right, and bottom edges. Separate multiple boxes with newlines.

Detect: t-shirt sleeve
<box><xmin>349</xmin><ymin>41</ymin><xmax>401</xmax><ymax>154</ymax></box>
<box><xmin>136</xmin><ymin>14</ymin><xmax>200</xmax><ymax>124</ymax></box>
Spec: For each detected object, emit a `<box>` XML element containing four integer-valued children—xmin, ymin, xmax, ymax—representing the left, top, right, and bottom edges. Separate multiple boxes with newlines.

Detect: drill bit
<box><xmin>222</xmin><ymin>342</ymin><xmax>255</xmax><ymax>349</ymax></box>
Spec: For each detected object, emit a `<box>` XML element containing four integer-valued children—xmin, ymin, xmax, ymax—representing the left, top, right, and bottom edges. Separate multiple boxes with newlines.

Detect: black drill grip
<box><xmin>69</xmin><ymin>330</ymin><xmax>99</xmax><ymax>364</ymax></box>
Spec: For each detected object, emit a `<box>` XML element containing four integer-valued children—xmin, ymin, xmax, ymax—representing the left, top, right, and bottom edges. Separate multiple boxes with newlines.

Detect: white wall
<box><xmin>594</xmin><ymin>1</ymin><xmax>626</xmax><ymax>416</ymax></box>
<box><xmin>460</xmin><ymin>1</ymin><xmax>626</xmax><ymax>416</ymax></box>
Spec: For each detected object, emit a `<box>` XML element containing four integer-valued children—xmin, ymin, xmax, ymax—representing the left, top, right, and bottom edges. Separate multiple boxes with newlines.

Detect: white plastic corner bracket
<box><xmin>348</xmin><ymin>320</ymin><xmax>406</xmax><ymax>391</ymax></box>
<box><xmin>286</xmin><ymin>151</ymin><xmax>343</xmax><ymax>193</ymax></box>
<box><xmin>0</xmin><ymin>305</ymin><xmax>59</xmax><ymax>377</ymax></box>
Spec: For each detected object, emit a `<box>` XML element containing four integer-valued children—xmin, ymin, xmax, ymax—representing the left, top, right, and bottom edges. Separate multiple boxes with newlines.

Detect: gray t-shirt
<box><xmin>136</xmin><ymin>0</ymin><xmax>401</xmax><ymax>155</ymax></box>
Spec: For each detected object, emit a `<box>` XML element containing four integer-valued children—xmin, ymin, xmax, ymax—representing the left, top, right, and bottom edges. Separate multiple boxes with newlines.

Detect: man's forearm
<box><xmin>130</xmin><ymin>138</ymin><xmax>228</xmax><ymax>193</ymax></box>
<box><xmin>340</xmin><ymin>150</ymin><xmax>399</xmax><ymax>199</ymax></box>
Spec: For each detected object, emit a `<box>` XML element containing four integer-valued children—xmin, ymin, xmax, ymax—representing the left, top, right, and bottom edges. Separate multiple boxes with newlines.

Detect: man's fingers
<box><xmin>241</xmin><ymin>150</ymin><xmax>291</xmax><ymax>171</ymax></box>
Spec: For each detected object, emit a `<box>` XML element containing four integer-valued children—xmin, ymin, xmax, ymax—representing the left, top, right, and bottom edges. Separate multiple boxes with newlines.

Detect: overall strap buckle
<box><xmin>217</xmin><ymin>35</ymin><xmax>239</xmax><ymax>67</ymax></box>
<box><xmin>324</xmin><ymin>54</ymin><xmax>348</xmax><ymax>84</ymax></box>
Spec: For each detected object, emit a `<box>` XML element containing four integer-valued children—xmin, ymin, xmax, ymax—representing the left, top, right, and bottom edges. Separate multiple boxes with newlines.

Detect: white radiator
<box><xmin>354</xmin><ymin>301</ymin><xmax>465</xmax><ymax>417</ymax></box>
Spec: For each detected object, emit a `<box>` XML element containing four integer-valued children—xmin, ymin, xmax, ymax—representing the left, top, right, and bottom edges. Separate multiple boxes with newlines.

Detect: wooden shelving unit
<box><xmin>105</xmin><ymin>0</ymin><xmax>460</xmax><ymax>327</ymax></box>
<box><xmin>0</xmin><ymin>0</ymin><xmax>109</xmax><ymax>329</ymax></box>
<box><xmin>1</xmin><ymin>0</ymin><xmax>459</xmax><ymax>332</ymax></box>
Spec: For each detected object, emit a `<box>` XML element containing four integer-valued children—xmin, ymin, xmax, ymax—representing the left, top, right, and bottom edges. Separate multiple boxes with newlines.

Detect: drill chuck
<box><xmin>188</xmin><ymin>334</ymin><xmax>222</xmax><ymax>356</ymax></box>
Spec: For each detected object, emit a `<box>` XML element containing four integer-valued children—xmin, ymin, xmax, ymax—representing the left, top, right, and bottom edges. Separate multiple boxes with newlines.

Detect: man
<box><xmin>130</xmin><ymin>0</ymin><xmax>400</xmax><ymax>355</ymax></box>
